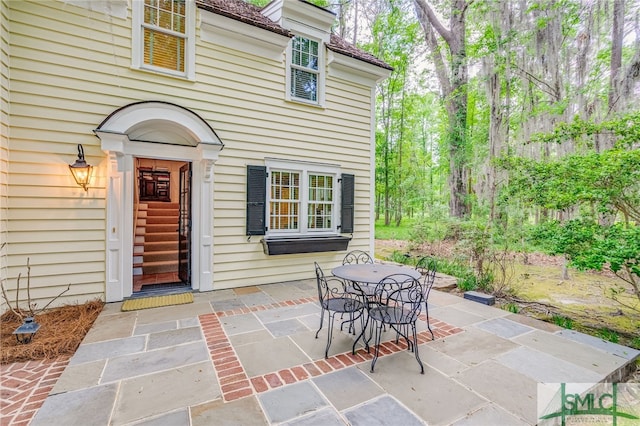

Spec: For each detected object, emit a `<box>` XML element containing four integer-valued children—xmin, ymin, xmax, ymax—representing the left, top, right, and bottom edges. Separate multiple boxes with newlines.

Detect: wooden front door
<box><xmin>178</xmin><ymin>163</ymin><xmax>192</xmax><ymax>285</ymax></box>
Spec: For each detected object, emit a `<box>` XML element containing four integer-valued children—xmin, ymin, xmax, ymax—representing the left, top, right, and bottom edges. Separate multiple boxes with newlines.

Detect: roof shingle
<box><xmin>196</xmin><ymin>0</ymin><xmax>391</xmax><ymax>70</ymax></box>
<box><xmin>196</xmin><ymin>0</ymin><xmax>292</xmax><ymax>37</ymax></box>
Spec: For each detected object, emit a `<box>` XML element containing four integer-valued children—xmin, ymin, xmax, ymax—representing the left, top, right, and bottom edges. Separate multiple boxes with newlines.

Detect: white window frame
<box><xmin>132</xmin><ymin>0</ymin><xmax>196</xmax><ymax>80</ymax></box>
<box><xmin>266</xmin><ymin>159</ymin><xmax>339</xmax><ymax>237</ymax></box>
<box><xmin>286</xmin><ymin>34</ymin><xmax>325</xmax><ymax>107</ymax></box>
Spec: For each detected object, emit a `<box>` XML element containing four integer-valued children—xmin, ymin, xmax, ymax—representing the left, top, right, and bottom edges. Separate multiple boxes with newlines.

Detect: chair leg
<box><xmin>370</xmin><ymin>322</ymin><xmax>384</xmax><ymax>373</ymax></box>
<box><xmin>339</xmin><ymin>312</ymin><xmax>356</xmax><ymax>334</ymax></box>
<box><xmin>412</xmin><ymin>323</ymin><xmax>425</xmax><ymax>374</ymax></box>
<box><xmin>394</xmin><ymin>324</ymin><xmax>412</xmax><ymax>350</ymax></box>
<box><xmin>315</xmin><ymin>306</ymin><xmax>325</xmax><ymax>339</ymax></box>
<box><xmin>352</xmin><ymin>311</ymin><xmax>370</xmax><ymax>355</ymax></box>
<box><xmin>324</xmin><ymin>312</ymin><xmax>336</xmax><ymax>358</ymax></box>
<box><xmin>425</xmin><ymin>302</ymin><xmax>434</xmax><ymax>340</ymax></box>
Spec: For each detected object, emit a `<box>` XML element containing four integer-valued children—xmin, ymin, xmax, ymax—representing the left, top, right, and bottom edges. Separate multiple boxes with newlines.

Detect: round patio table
<box><xmin>331</xmin><ymin>263</ymin><xmax>421</xmax><ymax>284</ymax></box>
<box><xmin>332</xmin><ymin>263</ymin><xmax>422</xmax><ymax>356</ymax></box>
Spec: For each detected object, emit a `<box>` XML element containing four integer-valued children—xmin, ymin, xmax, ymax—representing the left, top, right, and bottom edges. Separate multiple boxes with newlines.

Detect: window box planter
<box><xmin>261</xmin><ymin>235</ymin><xmax>351</xmax><ymax>255</ymax></box>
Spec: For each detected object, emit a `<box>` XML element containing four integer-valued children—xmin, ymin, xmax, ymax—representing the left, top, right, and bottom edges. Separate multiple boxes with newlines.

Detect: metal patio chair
<box><xmin>314</xmin><ymin>262</ymin><xmax>366</xmax><ymax>359</ymax></box>
<box><xmin>367</xmin><ymin>273</ymin><xmax>424</xmax><ymax>374</ymax></box>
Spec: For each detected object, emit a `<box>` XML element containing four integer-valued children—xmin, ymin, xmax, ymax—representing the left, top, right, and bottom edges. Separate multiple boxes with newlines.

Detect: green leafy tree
<box><xmin>500</xmin><ymin>112</ymin><xmax>640</xmax><ymax>305</ymax></box>
<box><xmin>364</xmin><ymin>3</ymin><xmax>425</xmax><ymax>225</ymax></box>
<box><xmin>501</xmin><ymin>113</ymin><xmax>640</xmax><ymax>222</ymax></box>
<box><xmin>533</xmin><ymin>220</ymin><xmax>639</xmax><ymax>306</ymax></box>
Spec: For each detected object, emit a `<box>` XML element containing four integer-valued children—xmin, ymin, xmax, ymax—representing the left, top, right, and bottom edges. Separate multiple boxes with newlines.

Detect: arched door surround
<box><xmin>94</xmin><ymin>101</ymin><xmax>224</xmax><ymax>302</ymax></box>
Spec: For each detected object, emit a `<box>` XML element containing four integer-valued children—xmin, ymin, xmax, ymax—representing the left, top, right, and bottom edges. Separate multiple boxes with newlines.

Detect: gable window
<box><xmin>133</xmin><ymin>0</ymin><xmax>195</xmax><ymax>79</ymax></box>
<box><xmin>246</xmin><ymin>162</ymin><xmax>353</xmax><ymax>254</ymax></box>
<box><xmin>287</xmin><ymin>36</ymin><xmax>324</xmax><ymax>105</ymax></box>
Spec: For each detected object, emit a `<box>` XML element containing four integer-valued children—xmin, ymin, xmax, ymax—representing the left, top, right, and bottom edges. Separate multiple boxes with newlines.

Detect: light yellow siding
<box><xmin>4</xmin><ymin>0</ymin><xmax>378</xmax><ymax>305</ymax></box>
<box><xmin>1</xmin><ymin>0</ymin><xmax>10</xmax><ymax>311</ymax></box>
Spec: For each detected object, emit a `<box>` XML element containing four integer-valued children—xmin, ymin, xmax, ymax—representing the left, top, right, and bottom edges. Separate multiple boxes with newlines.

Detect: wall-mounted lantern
<box><xmin>12</xmin><ymin>317</ymin><xmax>41</xmax><ymax>344</ymax></box>
<box><xmin>69</xmin><ymin>144</ymin><xmax>93</xmax><ymax>191</ymax></box>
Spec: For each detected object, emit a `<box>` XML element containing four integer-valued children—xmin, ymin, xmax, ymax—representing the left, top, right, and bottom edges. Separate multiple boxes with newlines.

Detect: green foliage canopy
<box><xmin>499</xmin><ymin>147</ymin><xmax>640</xmax><ymax>220</ymax></box>
<box><xmin>499</xmin><ymin>111</ymin><xmax>640</xmax><ymax>221</ymax></box>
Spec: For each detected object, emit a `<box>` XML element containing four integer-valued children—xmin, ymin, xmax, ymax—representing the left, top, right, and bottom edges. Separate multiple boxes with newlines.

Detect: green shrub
<box><xmin>456</xmin><ymin>276</ymin><xmax>475</xmax><ymax>291</ymax></box>
<box><xmin>503</xmin><ymin>303</ymin><xmax>519</xmax><ymax>314</ymax></box>
<box><xmin>597</xmin><ymin>328</ymin><xmax>619</xmax><ymax>343</ymax></box>
<box><xmin>552</xmin><ymin>315</ymin><xmax>574</xmax><ymax>329</ymax></box>
<box><xmin>435</xmin><ymin>258</ymin><xmax>478</xmax><ymax>291</ymax></box>
<box><xmin>388</xmin><ymin>250</ymin><xmax>412</xmax><ymax>265</ymax></box>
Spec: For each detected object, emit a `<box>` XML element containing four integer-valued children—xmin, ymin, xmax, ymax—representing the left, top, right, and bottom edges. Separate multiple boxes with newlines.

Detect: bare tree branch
<box><xmin>413</xmin><ymin>0</ymin><xmax>452</xmax><ymax>44</ymax></box>
<box><xmin>421</xmin><ymin>16</ymin><xmax>452</xmax><ymax>97</ymax></box>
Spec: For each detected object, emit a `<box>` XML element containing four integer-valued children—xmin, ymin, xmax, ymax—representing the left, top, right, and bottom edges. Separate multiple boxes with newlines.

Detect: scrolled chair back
<box><xmin>314</xmin><ymin>262</ymin><xmax>326</xmax><ymax>301</ymax></box>
<box><xmin>342</xmin><ymin>250</ymin><xmax>373</xmax><ymax>265</ymax></box>
<box><xmin>314</xmin><ymin>262</ymin><xmax>348</xmax><ymax>302</ymax></box>
<box><xmin>373</xmin><ymin>273</ymin><xmax>423</xmax><ymax>322</ymax></box>
<box><xmin>415</xmin><ymin>256</ymin><xmax>437</xmax><ymax>295</ymax></box>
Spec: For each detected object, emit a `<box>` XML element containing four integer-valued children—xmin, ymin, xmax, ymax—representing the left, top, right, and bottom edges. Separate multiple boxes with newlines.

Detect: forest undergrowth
<box><xmin>375</xmin><ymin>239</ymin><xmax>640</xmax><ymax>382</ymax></box>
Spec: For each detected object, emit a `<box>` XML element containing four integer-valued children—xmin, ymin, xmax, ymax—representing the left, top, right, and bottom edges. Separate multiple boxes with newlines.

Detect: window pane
<box><xmin>292</xmin><ymin>36</ymin><xmax>318</xmax><ymax>70</ymax></box>
<box><xmin>145</xmin><ymin>0</ymin><xmax>185</xmax><ymax>34</ymax></box>
<box><xmin>159</xmin><ymin>0</ymin><xmax>172</xmax><ymax>11</ymax></box>
<box><xmin>291</xmin><ymin>69</ymin><xmax>317</xmax><ymax>101</ymax></box>
<box><xmin>308</xmin><ymin>174</ymin><xmax>333</xmax><ymax>230</ymax></box>
<box><xmin>144</xmin><ymin>2</ymin><xmax>157</xmax><ymax>25</ymax></box>
<box><xmin>144</xmin><ymin>28</ymin><xmax>185</xmax><ymax>72</ymax></box>
<box><xmin>142</xmin><ymin>0</ymin><xmax>186</xmax><ymax>72</ymax></box>
<box><xmin>158</xmin><ymin>10</ymin><xmax>173</xmax><ymax>30</ymax></box>
<box><xmin>270</xmin><ymin>171</ymin><xmax>300</xmax><ymax>231</ymax></box>
<box><xmin>290</xmin><ymin>36</ymin><xmax>319</xmax><ymax>101</ymax></box>
<box><xmin>173</xmin><ymin>15</ymin><xmax>184</xmax><ymax>32</ymax></box>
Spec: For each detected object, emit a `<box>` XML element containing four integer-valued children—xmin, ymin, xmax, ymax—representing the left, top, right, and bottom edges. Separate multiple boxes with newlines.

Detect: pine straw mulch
<box><xmin>1</xmin><ymin>300</ymin><xmax>104</xmax><ymax>364</ymax></box>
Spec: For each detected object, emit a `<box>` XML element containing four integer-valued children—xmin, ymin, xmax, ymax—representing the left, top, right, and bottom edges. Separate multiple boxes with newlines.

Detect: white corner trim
<box><xmin>200</xmin><ymin>10</ymin><xmax>290</xmax><ymax>62</ymax></box>
<box><xmin>327</xmin><ymin>50</ymin><xmax>392</xmax><ymax>86</ymax></box>
<box><xmin>284</xmin><ymin>20</ymin><xmax>330</xmax><ymax>44</ymax></box>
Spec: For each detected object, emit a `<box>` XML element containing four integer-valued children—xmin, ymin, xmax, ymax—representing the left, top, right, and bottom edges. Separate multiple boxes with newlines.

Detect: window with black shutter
<box><xmin>246</xmin><ymin>165</ymin><xmax>267</xmax><ymax>236</ymax></box>
<box><xmin>340</xmin><ymin>173</ymin><xmax>354</xmax><ymax>234</ymax></box>
<box><xmin>246</xmin><ymin>162</ymin><xmax>352</xmax><ymax>254</ymax></box>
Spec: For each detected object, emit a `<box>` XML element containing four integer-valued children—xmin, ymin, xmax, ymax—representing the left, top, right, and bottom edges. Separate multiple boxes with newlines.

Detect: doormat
<box><xmin>121</xmin><ymin>293</ymin><xmax>193</xmax><ymax>311</ymax></box>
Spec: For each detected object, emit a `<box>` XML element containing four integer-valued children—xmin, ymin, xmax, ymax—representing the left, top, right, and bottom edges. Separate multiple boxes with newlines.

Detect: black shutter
<box><xmin>340</xmin><ymin>173</ymin><xmax>354</xmax><ymax>234</ymax></box>
<box><xmin>246</xmin><ymin>165</ymin><xmax>267</xmax><ymax>236</ymax></box>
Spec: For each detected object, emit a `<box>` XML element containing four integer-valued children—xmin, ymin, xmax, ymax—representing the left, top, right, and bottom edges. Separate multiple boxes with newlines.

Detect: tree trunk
<box><xmin>413</xmin><ymin>0</ymin><xmax>471</xmax><ymax>218</ymax></box>
<box><xmin>608</xmin><ymin>0</ymin><xmax>624</xmax><ymax>120</ymax></box>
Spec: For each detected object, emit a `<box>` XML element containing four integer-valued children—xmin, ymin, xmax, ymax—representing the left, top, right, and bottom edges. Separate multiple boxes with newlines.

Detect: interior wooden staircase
<box><xmin>134</xmin><ymin>202</ymin><xmax>179</xmax><ymax>276</ymax></box>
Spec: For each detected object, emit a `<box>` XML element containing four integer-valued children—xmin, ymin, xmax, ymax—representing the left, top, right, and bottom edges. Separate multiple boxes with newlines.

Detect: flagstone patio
<box><xmin>7</xmin><ymin>278</ymin><xmax>638</xmax><ymax>425</ymax></box>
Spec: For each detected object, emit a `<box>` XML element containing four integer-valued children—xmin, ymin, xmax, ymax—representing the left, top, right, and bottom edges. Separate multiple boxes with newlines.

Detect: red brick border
<box><xmin>0</xmin><ymin>356</ymin><xmax>70</xmax><ymax>426</ymax></box>
<box><xmin>199</xmin><ymin>300</ymin><xmax>463</xmax><ymax>402</ymax></box>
